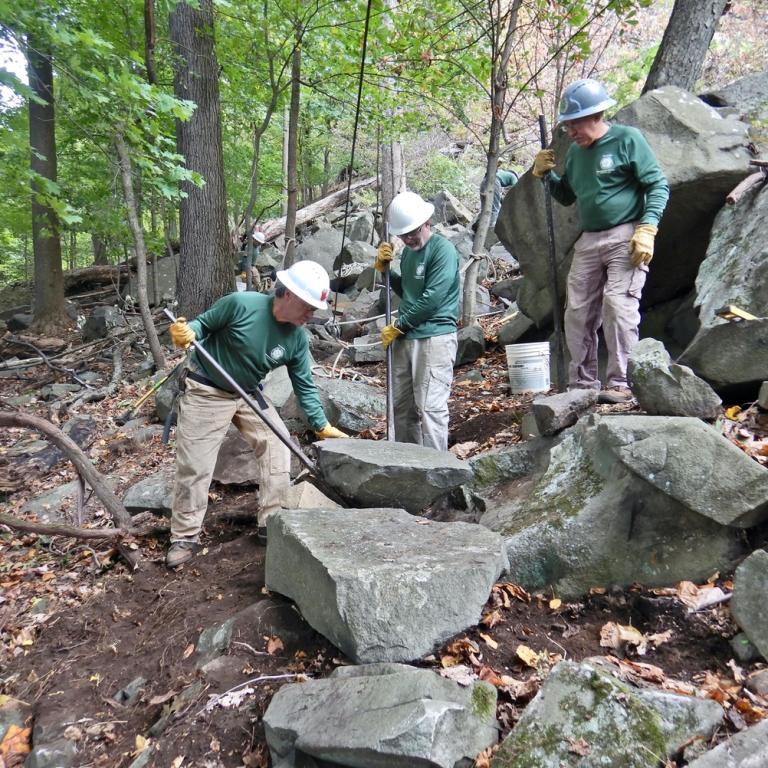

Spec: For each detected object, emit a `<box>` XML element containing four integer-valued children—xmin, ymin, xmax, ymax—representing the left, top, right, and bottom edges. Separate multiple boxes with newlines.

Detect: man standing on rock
<box><xmin>375</xmin><ymin>190</ymin><xmax>460</xmax><ymax>451</ymax></box>
<box><xmin>165</xmin><ymin>260</ymin><xmax>347</xmax><ymax>567</ymax></box>
<box><xmin>533</xmin><ymin>78</ymin><xmax>669</xmax><ymax>404</ymax></box>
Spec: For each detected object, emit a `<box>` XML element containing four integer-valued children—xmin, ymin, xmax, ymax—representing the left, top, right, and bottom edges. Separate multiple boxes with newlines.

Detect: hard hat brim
<box><xmin>389</xmin><ymin>201</ymin><xmax>435</xmax><ymax>236</ymax></box>
<box><xmin>276</xmin><ymin>268</ymin><xmax>328</xmax><ymax>310</ymax></box>
<box><xmin>557</xmin><ymin>97</ymin><xmax>616</xmax><ymax>124</ymax></box>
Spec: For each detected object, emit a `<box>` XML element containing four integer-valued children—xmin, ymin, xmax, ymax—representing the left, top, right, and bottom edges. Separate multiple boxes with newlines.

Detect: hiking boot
<box><xmin>597</xmin><ymin>387</ymin><xmax>633</xmax><ymax>405</ymax></box>
<box><xmin>166</xmin><ymin>540</ymin><xmax>201</xmax><ymax>568</ymax></box>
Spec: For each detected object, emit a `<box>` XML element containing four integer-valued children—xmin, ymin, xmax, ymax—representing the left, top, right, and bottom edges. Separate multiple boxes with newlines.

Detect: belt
<box><xmin>187</xmin><ymin>371</ymin><xmax>267</xmax><ymax>407</ymax></box>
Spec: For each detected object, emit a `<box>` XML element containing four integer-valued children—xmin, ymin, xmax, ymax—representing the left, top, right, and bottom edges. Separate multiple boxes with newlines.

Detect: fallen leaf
<box><xmin>440</xmin><ymin>654</ymin><xmax>460</xmax><ymax>668</ymax></box>
<box><xmin>724</xmin><ymin>405</ymin><xmax>742</xmax><ymax>420</ymax></box>
<box><xmin>439</xmin><ymin>664</ymin><xmax>476</xmax><ymax>686</ymax></box>
<box><xmin>171</xmin><ymin>757</ymin><xmax>184</xmax><ymax>768</ymax></box>
<box><xmin>479</xmin><ymin>633</ymin><xmax>498</xmax><ymax>650</ymax></box>
<box><xmin>62</xmin><ymin>726</ymin><xmax>82</xmax><ymax>741</ymax></box>
<box><xmin>480</xmin><ymin>609</ymin><xmax>503</xmax><ymax>628</ymax></box>
<box><xmin>0</xmin><ymin>725</ymin><xmax>31</xmax><ymax>758</ymax></box>
<box><xmin>134</xmin><ymin>735</ymin><xmax>148</xmax><ymax>754</ymax></box>
<box><xmin>148</xmin><ymin>690</ymin><xmax>178</xmax><ymax>707</ymax></box>
<box><xmin>182</xmin><ymin>643</ymin><xmax>195</xmax><ymax>659</ymax></box>
<box><xmin>568</xmin><ymin>737</ymin><xmax>591</xmax><ymax>756</ymax></box>
<box><xmin>210</xmin><ymin>737</ymin><xmax>220</xmax><ymax>752</ymax></box>
<box><xmin>599</xmin><ymin>622</ymin><xmax>644</xmax><ymax>650</ymax></box>
<box><xmin>266</xmin><ymin>636</ymin><xmax>284</xmax><ymax>655</ymax></box>
<box><xmin>549</xmin><ymin>598</ymin><xmax>562</xmax><ymax>610</ymax></box>
<box><xmin>516</xmin><ymin>644</ymin><xmax>540</xmax><ymax>668</ymax></box>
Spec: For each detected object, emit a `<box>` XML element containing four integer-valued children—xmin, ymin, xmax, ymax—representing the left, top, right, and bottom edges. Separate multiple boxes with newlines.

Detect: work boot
<box><xmin>166</xmin><ymin>540</ymin><xmax>201</xmax><ymax>568</ymax></box>
<box><xmin>597</xmin><ymin>387</ymin><xmax>633</xmax><ymax>405</ymax></box>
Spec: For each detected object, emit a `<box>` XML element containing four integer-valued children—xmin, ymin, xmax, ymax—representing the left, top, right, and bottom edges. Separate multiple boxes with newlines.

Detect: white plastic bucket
<box><xmin>505</xmin><ymin>342</ymin><xmax>551</xmax><ymax>394</ymax></box>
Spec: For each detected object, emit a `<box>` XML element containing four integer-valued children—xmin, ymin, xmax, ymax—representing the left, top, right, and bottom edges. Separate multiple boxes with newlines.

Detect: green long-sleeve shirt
<box><xmin>549</xmin><ymin>124</ymin><xmax>669</xmax><ymax>231</ymax></box>
<box><xmin>390</xmin><ymin>233</ymin><xmax>460</xmax><ymax>339</ymax></box>
<box><xmin>187</xmin><ymin>292</ymin><xmax>327</xmax><ymax>431</ymax></box>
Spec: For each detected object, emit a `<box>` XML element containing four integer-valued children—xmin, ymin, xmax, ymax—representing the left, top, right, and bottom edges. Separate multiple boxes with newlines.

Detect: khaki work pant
<box><xmin>565</xmin><ymin>222</ymin><xmax>648</xmax><ymax>390</ymax></box>
<box><xmin>392</xmin><ymin>332</ymin><xmax>457</xmax><ymax>452</ymax></box>
<box><xmin>170</xmin><ymin>377</ymin><xmax>290</xmax><ymax>541</ymax></box>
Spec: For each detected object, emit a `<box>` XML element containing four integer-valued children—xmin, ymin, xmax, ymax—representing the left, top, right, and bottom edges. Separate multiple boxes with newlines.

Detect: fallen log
<box><xmin>261</xmin><ymin>175</ymin><xmax>379</xmax><ymax>241</ymax></box>
<box><xmin>726</xmin><ymin>169</ymin><xmax>767</xmax><ymax>205</ymax></box>
<box><xmin>64</xmin><ymin>264</ymin><xmax>133</xmax><ymax>293</ymax></box>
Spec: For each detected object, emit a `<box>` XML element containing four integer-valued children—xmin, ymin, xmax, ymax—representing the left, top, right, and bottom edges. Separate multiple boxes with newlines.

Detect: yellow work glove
<box><xmin>381</xmin><ymin>323</ymin><xmax>404</xmax><ymax>350</ymax></box>
<box><xmin>239</xmin><ymin>271</ymin><xmax>247</xmax><ymax>281</ymax></box>
<box><xmin>532</xmin><ymin>149</ymin><xmax>556</xmax><ymax>178</ymax></box>
<box><xmin>374</xmin><ymin>242</ymin><xmax>394</xmax><ymax>273</ymax></box>
<box><xmin>629</xmin><ymin>224</ymin><xmax>658</xmax><ymax>267</ymax></box>
<box><xmin>169</xmin><ymin>317</ymin><xmax>196</xmax><ymax>349</ymax></box>
<box><xmin>315</xmin><ymin>423</ymin><xmax>348</xmax><ymax>439</ymax></box>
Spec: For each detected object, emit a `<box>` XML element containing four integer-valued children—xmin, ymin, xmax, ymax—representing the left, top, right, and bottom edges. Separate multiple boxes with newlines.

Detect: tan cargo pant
<box><xmin>392</xmin><ymin>332</ymin><xmax>457</xmax><ymax>452</ymax></box>
<box><xmin>170</xmin><ymin>377</ymin><xmax>290</xmax><ymax>541</ymax></box>
<box><xmin>564</xmin><ymin>222</ymin><xmax>648</xmax><ymax>390</ymax></box>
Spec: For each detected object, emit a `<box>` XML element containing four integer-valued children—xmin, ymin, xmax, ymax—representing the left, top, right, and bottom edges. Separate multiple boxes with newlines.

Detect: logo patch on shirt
<box><xmin>598</xmin><ymin>154</ymin><xmax>616</xmax><ymax>173</ymax></box>
<box><xmin>268</xmin><ymin>345</ymin><xmax>285</xmax><ymax>363</ymax></box>
<box><xmin>415</xmin><ymin>262</ymin><xmax>426</xmax><ymax>278</ymax></box>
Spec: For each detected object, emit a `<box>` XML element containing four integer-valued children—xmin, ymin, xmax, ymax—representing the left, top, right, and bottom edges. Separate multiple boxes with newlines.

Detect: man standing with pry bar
<box><xmin>533</xmin><ymin>78</ymin><xmax>669</xmax><ymax>404</ymax></box>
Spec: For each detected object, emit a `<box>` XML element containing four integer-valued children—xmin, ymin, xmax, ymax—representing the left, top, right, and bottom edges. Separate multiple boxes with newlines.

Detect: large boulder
<box><xmin>730</xmin><ymin>549</ymin><xmax>768</xmax><ymax>662</ymax></box>
<box><xmin>627</xmin><ymin>337</ymin><xmax>721</xmax><ymax>418</ymax></box>
<box><xmin>265</xmin><ymin>508</ymin><xmax>507</xmax><ymax>663</ymax></box>
<box><xmin>280</xmin><ymin>378</ymin><xmax>385</xmax><ymax>435</ymax></box>
<box><xmin>497</xmin><ymin>86</ymin><xmax>751</xmax><ymax>327</ymax></box>
<box><xmin>491</xmin><ymin>661</ymin><xmax>722</xmax><ymax>768</ymax></box>
<box><xmin>687</xmin><ymin>718</ymin><xmax>768</xmax><ymax>768</ymax></box>
<box><xmin>313</xmin><ymin>439</ymin><xmax>474</xmax><ymax>513</ymax></box>
<box><xmin>678</xmin><ymin>184</ymin><xmax>768</xmax><ymax>391</ymax></box>
<box><xmin>478</xmin><ymin>415</ymin><xmax>761</xmax><ymax>597</ymax></box>
<box><xmin>294</xmin><ymin>227</ymin><xmax>344</xmax><ymax>275</ymax></box>
<box><xmin>264</xmin><ymin>663</ymin><xmax>498</xmax><ymax>768</ymax></box>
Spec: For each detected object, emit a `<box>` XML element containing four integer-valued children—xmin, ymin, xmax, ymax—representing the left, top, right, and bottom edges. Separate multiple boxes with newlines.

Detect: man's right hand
<box><xmin>532</xmin><ymin>149</ymin><xmax>556</xmax><ymax>178</ymax></box>
<box><xmin>169</xmin><ymin>318</ymin><xmax>196</xmax><ymax>349</ymax></box>
<box><xmin>374</xmin><ymin>242</ymin><xmax>394</xmax><ymax>273</ymax></box>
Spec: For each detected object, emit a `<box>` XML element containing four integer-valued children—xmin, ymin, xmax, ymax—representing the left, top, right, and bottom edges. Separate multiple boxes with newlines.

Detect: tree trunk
<box><xmin>27</xmin><ymin>35</ymin><xmax>67</xmax><ymax>333</ymax></box>
<box><xmin>144</xmin><ymin>0</ymin><xmax>158</xmax><ymax>85</ymax></box>
<box><xmin>283</xmin><ymin>31</ymin><xmax>301</xmax><ymax>268</ymax></box>
<box><xmin>282</xmin><ymin>103</ymin><xmax>290</xmax><ymax>216</ymax></box>
<box><xmin>463</xmin><ymin>1</ymin><xmax>521</xmax><ymax>327</ymax></box>
<box><xmin>92</xmin><ymin>234</ymin><xmax>109</xmax><ymax>265</ymax></box>
<box><xmin>114</xmin><ymin>130</ymin><xmax>166</xmax><ymax>370</ymax></box>
<box><xmin>643</xmin><ymin>0</ymin><xmax>729</xmax><ymax>93</ymax></box>
<box><xmin>169</xmin><ymin>0</ymin><xmax>232</xmax><ymax>317</ymax></box>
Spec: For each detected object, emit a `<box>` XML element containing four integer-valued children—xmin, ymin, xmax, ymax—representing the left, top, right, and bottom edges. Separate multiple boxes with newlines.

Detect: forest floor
<box><xmin>1</xmin><ymin>318</ymin><xmax>767</xmax><ymax>767</ymax></box>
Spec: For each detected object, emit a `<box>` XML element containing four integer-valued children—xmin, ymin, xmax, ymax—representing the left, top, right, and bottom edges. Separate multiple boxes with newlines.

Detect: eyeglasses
<box><xmin>400</xmin><ymin>223</ymin><xmax>423</xmax><ymax>240</ymax></box>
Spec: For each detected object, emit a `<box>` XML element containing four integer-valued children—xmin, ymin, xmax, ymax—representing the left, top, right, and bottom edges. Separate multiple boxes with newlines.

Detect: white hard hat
<box><xmin>388</xmin><ymin>191</ymin><xmax>435</xmax><ymax>236</ymax></box>
<box><xmin>252</xmin><ymin>231</ymin><xmax>267</xmax><ymax>244</ymax></box>
<box><xmin>276</xmin><ymin>260</ymin><xmax>330</xmax><ymax>310</ymax></box>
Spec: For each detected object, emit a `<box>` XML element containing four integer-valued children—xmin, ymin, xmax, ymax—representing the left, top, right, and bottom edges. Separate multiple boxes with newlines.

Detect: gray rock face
<box><xmin>432</xmin><ymin>189</ymin><xmax>474</xmax><ymax>227</ymax></box>
<box><xmin>595</xmin><ymin>415</ymin><xmax>768</xmax><ymax>527</ymax></box>
<box><xmin>497</xmin><ymin>306</ymin><xmax>536</xmax><ymax>346</ymax></box>
<box><xmin>479</xmin><ymin>416</ymin><xmax>749</xmax><ymax>597</ymax></box>
<box><xmin>687</xmin><ymin>718</ymin><xmax>768</xmax><ymax>768</ymax></box>
<box><xmin>456</xmin><ymin>324</ymin><xmax>485</xmax><ymax>365</ymax></box>
<box><xmin>628</xmin><ymin>337</ymin><xmax>721</xmax><ymax>417</ymax></box>
<box><xmin>127</xmin><ymin>254</ymin><xmax>179</xmax><ymax>305</ymax></box>
<box><xmin>348</xmin><ymin>333</ymin><xmax>386</xmax><ymax>363</ymax></box>
<box><xmin>533</xmin><ymin>389</ymin><xmax>597</xmax><ymax>435</ymax></box>
<box><xmin>679</xmin><ymin>185</ymin><xmax>768</xmax><ymax>390</ymax></box>
<box><xmin>731</xmin><ymin>549</ymin><xmax>768</xmax><ymax>662</ymax></box>
<box><xmin>123</xmin><ymin>469</ymin><xmax>174</xmax><ymax>514</ymax></box>
<box><xmin>497</xmin><ymin>86</ymin><xmax>751</xmax><ymax>328</ymax></box>
<box><xmin>82</xmin><ymin>305</ymin><xmax>125</xmax><ymax>341</ymax></box>
<box><xmin>295</xmin><ymin>229</ymin><xmax>343</xmax><ymax>275</ymax></box>
<box><xmin>266</xmin><ymin>508</ymin><xmax>507</xmax><ymax>663</ymax></box>
<box><xmin>281</xmin><ymin>378</ymin><xmax>385</xmax><ymax>435</ymax></box>
<box><xmin>313</xmin><ymin>439</ymin><xmax>474</xmax><ymax>512</ymax></box>
<box><xmin>491</xmin><ymin>661</ymin><xmax>722</xmax><ymax>768</ymax></box>
<box><xmin>264</xmin><ymin>663</ymin><xmax>498</xmax><ymax>768</ymax></box>
<box><xmin>345</xmin><ymin>211</ymin><xmax>376</xmax><ymax>243</ymax></box>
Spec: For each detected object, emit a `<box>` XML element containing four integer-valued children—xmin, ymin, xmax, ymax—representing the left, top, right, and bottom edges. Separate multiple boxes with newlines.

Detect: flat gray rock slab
<box><xmin>491</xmin><ymin>661</ymin><xmax>723</xmax><ymax>768</ymax></box>
<box><xmin>264</xmin><ymin>663</ymin><xmax>498</xmax><ymax>768</ymax></box>
<box><xmin>730</xmin><ymin>549</ymin><xmax>768</xmax><ymax>661</ymax></box>
<box><xmin>533</xmin><ymin>389</ymin><xmax>597</xmax><ymax>435</ymax></box>
<box><xmin>628</xmin><ymin>337</ymin><xmax>721</xmax><ymax>418</ymax></box>
<box><xmin>313</xmin><ymin>439</ymin><xmax>474</xmax><ymax>513</ymax></box>
<box><xmin>687</xmin><ymin>718</ymin><xmax>768</xmax><ymax>767</ymax></box>
<box><xmin>595</xmin><ymin>415</ymin><xmax>768</xmax><ymax>527</ymax></box>
<box><xmin>266</xmin><ymin>508</ymin><xmax>507</xmax><ymax>663</ymax></box>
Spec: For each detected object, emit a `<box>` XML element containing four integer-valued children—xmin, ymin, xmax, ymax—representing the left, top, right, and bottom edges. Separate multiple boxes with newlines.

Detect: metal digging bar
<box><xmin>162</xmin><ymin>308</ymin><xmax>318</xmax><ymax>475</ymax></box>
<box><xmin>383</xmin><ymin>221</ymin><xmax>395</xmax><ymax>440</ymax></box>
